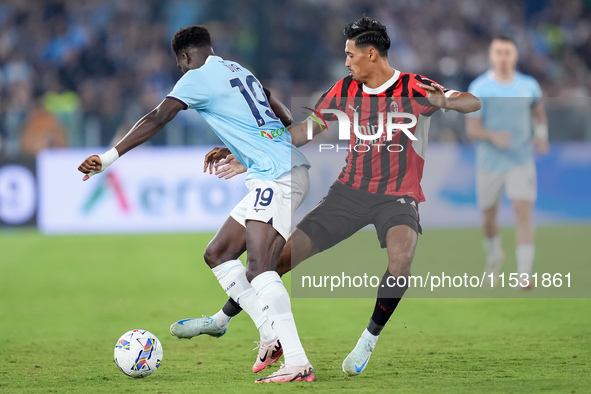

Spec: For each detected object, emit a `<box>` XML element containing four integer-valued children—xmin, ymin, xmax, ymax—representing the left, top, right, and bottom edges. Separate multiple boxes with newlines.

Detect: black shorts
<box><xmin>296</xmin><ymin>181</ymin><xmax>422</xmax><ymax>252</ymax></box>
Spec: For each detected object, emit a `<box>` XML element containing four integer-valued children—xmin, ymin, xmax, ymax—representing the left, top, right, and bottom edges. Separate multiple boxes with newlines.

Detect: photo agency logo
<box><xmin>304</xmin><ymin>100</ymin><xmax>418</xmax><ymax>152</ymax></box>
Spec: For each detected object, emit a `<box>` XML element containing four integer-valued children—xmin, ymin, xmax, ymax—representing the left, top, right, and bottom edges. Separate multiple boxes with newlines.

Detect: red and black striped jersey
<box><xmin>314</xmin><ymin>70</ymin><xmax>455</xmax><ymax>203</ymax></box>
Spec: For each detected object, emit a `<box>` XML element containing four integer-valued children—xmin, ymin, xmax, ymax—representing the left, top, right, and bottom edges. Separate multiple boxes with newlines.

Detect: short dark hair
<box><xmin>343</xmin><ymin>16</ymin><xmax>390</xmax><ymax>57</ymax></box>
<box><xmin>491</xmin><ymin>34</ymin><xmax>516</xmax><ymax>46</ymax></box>
<box><xmin>171</xmin><ymin>25</ymin><xmax>212</xmax><ymax>55</ymax></box>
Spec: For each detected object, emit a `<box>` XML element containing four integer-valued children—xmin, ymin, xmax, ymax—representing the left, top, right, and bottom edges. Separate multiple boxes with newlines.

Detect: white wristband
<box><xmin>534</xmin><ymin>123</ymin><xmax>548</xmax><ymax>140</ymax></box>
<box><xmin>441</xmin><ymin>89</ymin><xmax>460</xmax><ymax>112</ymax></box>
<box><xmin>98</xmin><ymin>147</ymin><xmax>119</xmax><ymax>172</ymax></box>
<box><xmin>86</xmin><ymin>148</ymin><xmax>119</xmax><ymax>180</ymax></box>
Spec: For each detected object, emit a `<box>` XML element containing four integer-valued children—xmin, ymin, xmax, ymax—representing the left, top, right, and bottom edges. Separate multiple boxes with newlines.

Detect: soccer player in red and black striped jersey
<box><xmin>183</xmin><ymin>16</ymin><xmax>480</xmax><ymax>377</ymax></box>
<box><xmin>311</xmin><ymin>67</ymin><xmax>450</xmax><ymax>198</ymax></box>
<box><xmin>287</xmin><ymin>16</ymin><xmax>479</xmax><ymax>376</ymax></box>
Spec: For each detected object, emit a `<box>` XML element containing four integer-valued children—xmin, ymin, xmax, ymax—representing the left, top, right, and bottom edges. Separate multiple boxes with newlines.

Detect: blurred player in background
<box><xmin>78</xmin><ymin>25</ymin><xmax>315</xmax><ymax>383</ymax></box>
<box><xmin>466</xmin><ymin>35</ymin><xmax>549</xmax><ymax>288</ymax></box>
<box><xmin>184</xmin><ymin>16</ymin><xmax>481</xmax><ymax>376</ymax></box>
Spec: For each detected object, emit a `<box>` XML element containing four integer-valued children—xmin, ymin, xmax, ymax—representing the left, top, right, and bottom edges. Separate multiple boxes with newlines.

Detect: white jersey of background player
<box><xmin>78</xmin><ymin>25</ymin><xmax>315</xmax><ymax>383</ymax></box>
<box><xmin>466</xmin><ymin>35</ymin><xmax>549</xmax><ymax>288</ymax></box>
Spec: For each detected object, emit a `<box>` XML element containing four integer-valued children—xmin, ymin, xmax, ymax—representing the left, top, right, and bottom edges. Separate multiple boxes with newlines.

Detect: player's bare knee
<box><xmin>203</xmin><ymin>242</ymin><xmax>230</xmax><ymax>268</ymax></box>
<box><xmin>388</xmin><ymin>265</ymin><xmax>411</xmax><ymax>279</ymax></box>
<box><xmin>515</xmin><ymin>213</ymin><xmax>531</xmax><ymax>226</ymax></box>
<box><xmin>482</xmin><ymin>213</ymin><xmax>498</xmax><ymax>236</ymax></box>
<box><xmin>483</xmin><ymin>219</ymin><xmax>495</xmax><ymax>228</ymax></box>
<box><xmin>387</xmin><ymin>255</ymin><xmax>413</xmax><ymax>278</ymax></box>
<box><xmin>203</xmin><ymin>246</ymin><xmax>219</xmax><ymax>268</ymax></box>
<box><xmin>483</xmin><ymin>203</ymin><xmax>499</xmax><ymax>222</ymax></box>
<box><xmin>483</xmin><ymin>212</ymin><xmax>496</xmax><ymax>226</ymax></box>
<box><xmin>514</xmin><ymin>204</ymin><xmax>532</xmax><ymax>224</ymax></box>
<box><xmin>204</xmin><ymin>237</ymin><xmax>245</xmax><ymax>268</ymax></box>
<box><xmin>483</xmin><ymin>220</ymin><xmax>496</xmax><ymax>234</ymax></box>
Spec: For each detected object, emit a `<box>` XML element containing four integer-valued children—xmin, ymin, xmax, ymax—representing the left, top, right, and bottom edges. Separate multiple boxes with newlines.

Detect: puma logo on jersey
<box><xmin>348</xmin><ymin>104</ymin><xmax>359</xmax><ymax>113</ymax></box>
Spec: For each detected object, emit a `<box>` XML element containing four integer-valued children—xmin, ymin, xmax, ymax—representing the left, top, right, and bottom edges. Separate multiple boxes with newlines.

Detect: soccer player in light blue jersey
<box><xmin>466</xmin><ymin>35</ymin><xmax>549</xmax><ymax>288</ymax></box>
<box><xmin>78</xmin><ymin>25</ymin><xmax>314</xmax><ymax>383</ymax></box>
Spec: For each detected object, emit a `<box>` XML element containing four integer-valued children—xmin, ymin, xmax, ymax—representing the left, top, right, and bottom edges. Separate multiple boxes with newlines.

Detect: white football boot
<box><xmin>255</xmin><ymin>362</ymin><xmax>315</xmax><ymax>383</ymax></box>
<box><xmin>342</xmin><ymin>336</ymin><xmax>375</xmax><ymax>376</ymax></box>
<box><xmin>170</xmin><ymin>315</ymin><xmax>227</xmax><ymax>339</ymax></box>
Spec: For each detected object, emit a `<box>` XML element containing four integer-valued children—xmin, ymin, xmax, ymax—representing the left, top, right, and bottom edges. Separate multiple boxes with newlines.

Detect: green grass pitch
<box><xmin>1</xmin><ymin>226</ymin><xmax>590</xmax><ymax>393</ymax></box>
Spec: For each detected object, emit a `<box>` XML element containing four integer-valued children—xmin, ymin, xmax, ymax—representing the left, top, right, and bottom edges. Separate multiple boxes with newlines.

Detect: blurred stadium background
<box><xmin>1</xmin><ymin>0</ymin><xmax>591</xmax><ymax>151</ymax></box>
<box><xmin>1</xmin><ymin>0</ymin><xmax>590</xmax><ymax>232</ymax></box>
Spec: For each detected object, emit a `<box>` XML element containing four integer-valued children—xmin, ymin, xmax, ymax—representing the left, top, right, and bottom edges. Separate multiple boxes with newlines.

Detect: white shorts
<box><xmin>476</xmin><ymin>162</ymin><xmax>537</xmax><ymax>210</ymax></box>
<box><xmin>230</xmin><ymin>165</ymin><xmax>310</xmax><ymax>240</ymax></box>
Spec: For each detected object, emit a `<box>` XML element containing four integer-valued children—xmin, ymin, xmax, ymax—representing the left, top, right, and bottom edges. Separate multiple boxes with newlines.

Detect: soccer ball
<box><xmin>114</xmin><ymin>329</ymin><xmax>163</xmax><ymax>378</ymax></box>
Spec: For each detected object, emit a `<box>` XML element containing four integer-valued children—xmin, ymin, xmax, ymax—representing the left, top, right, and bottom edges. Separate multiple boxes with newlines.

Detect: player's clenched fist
<box><xmin>77</xmin><ymin>147</ymin><xmax>119</xmax><ymax>181</ymax></box>
<box><xmin>78</xmin><ymin>155</ymin><xmax>102</xmax><ymax>181</ymax></box>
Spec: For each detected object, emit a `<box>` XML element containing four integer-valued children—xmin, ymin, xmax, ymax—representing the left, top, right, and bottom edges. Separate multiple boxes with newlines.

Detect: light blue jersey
<box><xmin>167</xmin><ymin>55</ymin><xmax>309</xmax><ymax>180</ymax></box>
<box><xmin>467</xmin><ymin>70</ymin><xmax>541</xmax><ymax>172</ymax></box>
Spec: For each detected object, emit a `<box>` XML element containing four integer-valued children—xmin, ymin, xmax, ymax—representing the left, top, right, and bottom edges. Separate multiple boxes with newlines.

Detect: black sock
<box><xmin>367</xmin><ymin>270</ymin><xmax>408</xmax><ymax>336</ymax></box>
<box><xmin>222</xmin><ymin>297</ymin><xmax>242</xmax><ymax>317</ymax></box>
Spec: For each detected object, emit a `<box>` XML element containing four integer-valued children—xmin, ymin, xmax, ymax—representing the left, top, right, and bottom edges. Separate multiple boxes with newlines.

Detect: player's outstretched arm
<box><xmin>77</xmin><ymin>98</ymin><xmax>185</xmax><ymax>181</ymax></box>
<box><xmin>445</xmin><ymin>91</ymin><xmax>481</xmax><ymax>113</ymax></box>
<box><xmin>418</xmin><ymin>83</ymin><xmax>481</xmax><ymax>113</ymax></box>
<box><xmin>113</xmin><ymin>98</ymin><xmax>185</xmax><ymax>156</ymax></box>
<box><xmin>288</xmin><ymin>117</ymin><xmax>323</xmax><ymax>147</ymax></box>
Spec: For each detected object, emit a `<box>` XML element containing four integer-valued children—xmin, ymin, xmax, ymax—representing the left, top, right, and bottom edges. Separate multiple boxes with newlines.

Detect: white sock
<box><xmin>211</xmin><ymin>260</ymin><xmax>275</xmax><ymax>341</ymax></box>
<box><xmin>516</xmin><ymin>243</ymin><xmax>535</xmax><ymax>276</ymax></box>
<box><xmin>251</xmin><ymin>271</ymin><xmax>309</xmax><ymax>366</ymax></box>
<box><xmin>361</xmin><ymin>328</ymin><xmax>379</xmax><ymax>347</ymax></box>
<box><xmin>211</xmin><ymin>310</ymin><xmax>232</xmax><ymax>329</ymax></box>
<box><xmin>483</xmin><ymin>234</ymin><xmax>502</xmax><ymax>261</ymax></box>
<box><xmin>258</xmin><ymin>319</ymin><xmax>275</xmax><ymax>343</ymax></box>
